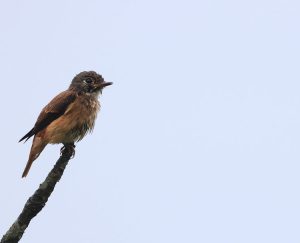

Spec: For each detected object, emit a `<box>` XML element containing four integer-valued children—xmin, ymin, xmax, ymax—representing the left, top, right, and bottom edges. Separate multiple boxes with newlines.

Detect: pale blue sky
<box><xmin>1</xmin><ymin>0</ymin><xmax>300</xmax><ymax>242</ymax></box>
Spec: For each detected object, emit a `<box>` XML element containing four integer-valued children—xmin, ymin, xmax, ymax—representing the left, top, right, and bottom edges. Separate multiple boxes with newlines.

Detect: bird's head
<box><xmin>69</xmin><ymin>71</ymin><xmax>112</xmax><ymax>95</ymax></box>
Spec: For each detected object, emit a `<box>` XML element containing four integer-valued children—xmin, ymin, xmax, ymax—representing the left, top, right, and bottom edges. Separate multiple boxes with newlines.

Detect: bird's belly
<box><xmin>44</xmin><ymin>99</ymin><xmax>99</xmax><ymax>144</ymax></box>
<box><xmin>45</xmin><ymin>119</ymin><xmax>90</xmax><ymax>144</ymax></box>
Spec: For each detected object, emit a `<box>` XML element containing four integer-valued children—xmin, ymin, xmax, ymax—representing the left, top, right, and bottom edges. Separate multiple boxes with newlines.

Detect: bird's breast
<box><xmin>45</xmin><ymin>95</ymin><xmax>100</xmax><ymax>144</ymax></box>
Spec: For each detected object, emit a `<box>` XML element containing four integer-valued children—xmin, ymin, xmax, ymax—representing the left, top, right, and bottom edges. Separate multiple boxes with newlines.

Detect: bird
<box><xmin>19</xmin><ymin>71</ymin><xmax>112</xmax><ymax>178</ymax></box>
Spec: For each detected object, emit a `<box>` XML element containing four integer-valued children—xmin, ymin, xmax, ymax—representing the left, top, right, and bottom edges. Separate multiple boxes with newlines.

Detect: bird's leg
<box><xmin>60</xmin><ymin>143</ymin><xmax>76</xmax><ymax>158</ymax></box>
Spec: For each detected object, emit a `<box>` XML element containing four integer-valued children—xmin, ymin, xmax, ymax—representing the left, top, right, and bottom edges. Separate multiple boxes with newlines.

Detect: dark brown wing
<box><xmin>19</xmin><ymin>90</ymin><xmax>77</xmax><ymax>142</ymax></box>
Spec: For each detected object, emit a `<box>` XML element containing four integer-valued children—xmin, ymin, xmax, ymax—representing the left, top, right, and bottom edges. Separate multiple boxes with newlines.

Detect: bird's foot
<box><xmin>60</xmin><ymin>143</ymin><xmax>76</xmax><ymax>158</ymax></box>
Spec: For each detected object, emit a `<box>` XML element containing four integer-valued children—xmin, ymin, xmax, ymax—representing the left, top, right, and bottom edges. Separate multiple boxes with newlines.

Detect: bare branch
<box><xmin>1</xmin><ymin>146</ymin><xmax>74</xmax><ymax>243</ymax></box>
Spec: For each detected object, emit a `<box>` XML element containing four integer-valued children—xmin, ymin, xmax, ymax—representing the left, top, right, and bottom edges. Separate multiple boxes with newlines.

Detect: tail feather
<box><xmin>22</xmin><ymin>136</ymin><xmax>46</xmax><ymax>178</ymax></box>
<box><xmin>22</xmin><ymin>160</ymin><xmax>35</xmax><ymax>178</ymax></box>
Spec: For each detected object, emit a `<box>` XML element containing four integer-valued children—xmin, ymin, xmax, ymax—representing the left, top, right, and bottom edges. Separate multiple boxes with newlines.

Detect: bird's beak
<box><xmin>99</xmin><ymin>81</ymin><xmax>113</xmax><ymax>89</ymax></box>
<box><xmin>94</xmin><ymin>81</ymin><xmax>113</xmax><ymax>92</ymax></box>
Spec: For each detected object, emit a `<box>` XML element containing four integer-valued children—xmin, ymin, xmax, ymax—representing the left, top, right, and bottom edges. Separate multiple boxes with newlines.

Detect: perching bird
<box><xmin>19</xmin><ymin>71</ymin><xmax>112</xmax><ymax>178</ymax></box>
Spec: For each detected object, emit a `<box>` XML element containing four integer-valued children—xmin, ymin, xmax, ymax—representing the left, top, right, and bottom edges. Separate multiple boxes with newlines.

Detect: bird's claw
<box><xmin>60</xmin><ymin>144</ymin><xmax>76</xmax><ymax>158</ymax></box>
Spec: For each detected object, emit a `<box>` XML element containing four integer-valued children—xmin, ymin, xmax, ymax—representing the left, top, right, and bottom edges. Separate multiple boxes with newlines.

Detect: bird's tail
<box><xmin>22</xmin><ymin>136</ymin><xmax>46</xmax><ymax>178</ymax></box>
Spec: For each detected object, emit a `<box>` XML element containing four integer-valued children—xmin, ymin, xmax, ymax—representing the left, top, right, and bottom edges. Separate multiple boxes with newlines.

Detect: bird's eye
<box><xmin>84</xmin><ymin>78</ymin><xmax>93</xmax><ymax>84</ymax></box>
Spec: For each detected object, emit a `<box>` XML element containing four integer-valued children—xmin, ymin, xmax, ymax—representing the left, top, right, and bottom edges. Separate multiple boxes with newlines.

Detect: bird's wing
<box><xmin>19</xmin><ymin>90</ymin><xmax>77</xmax><ymax>142</ymax></box>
